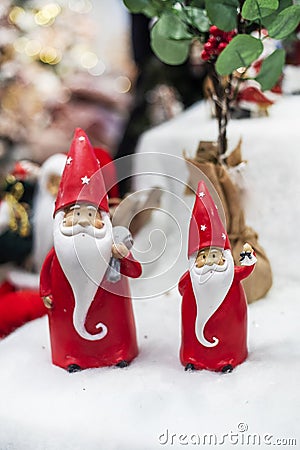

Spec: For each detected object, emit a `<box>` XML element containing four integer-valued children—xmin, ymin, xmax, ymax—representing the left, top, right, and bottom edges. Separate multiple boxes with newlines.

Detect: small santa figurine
<box><xmin>179</xmin><ymin>180</ymin><xmax>256</xmax><ymax>373</ymax></box>
<box><xmin>40</xmin><ymin>128</ymin><xmax>141</xmax><ymax>372</ymax></box>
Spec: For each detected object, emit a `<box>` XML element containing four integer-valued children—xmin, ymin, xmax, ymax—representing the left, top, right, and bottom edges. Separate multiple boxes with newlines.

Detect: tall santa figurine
<box><xmin>40</xmin><ymin>128</ymin><xmax>142</xmax><ymax>372</ymax></box>
<box><xmin>179</xmin><ymin>180</ymin><xmax>256</xmax><ymax>373</ymax></box>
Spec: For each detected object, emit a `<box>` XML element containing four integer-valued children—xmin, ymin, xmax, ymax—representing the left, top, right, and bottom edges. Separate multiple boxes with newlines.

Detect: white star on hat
<box><xmin>199</xmin><ymin>192</ymin><xmax>205</xmax><ymax>198</ymax></box>
<box><xmin>81</xmin><ymin>175</ymin><xmax>90</xmax><ymax>185</ymax></box>
<box><xmin>66</xmin><ymin>157</ymin><xmax>72</xmax><ymax>165</ymax></box>
<box><xmin>200</xmin><ymin>224</ymin><xmax>207</xmax><ymax>231</ymax></box>
<box><xmin>222</xmin><ymin>233</ymin><xmax>226</xmax><ymax>240</ymax></box>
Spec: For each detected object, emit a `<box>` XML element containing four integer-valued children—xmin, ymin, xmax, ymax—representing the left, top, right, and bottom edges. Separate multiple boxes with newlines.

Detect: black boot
<box><xmin>185</xmin><ymin>363</ymin><xmax>195</xmax><ymax>371</ymax></box>
<box><xmin>116</xmin><ymin>360</ymin><xmax>129</xmax><ymax>368</ymax></box>
<box><xmin>221</xmin><ymin>364</ymin><xmax>233</xmax><ymax>374</ymax></box>
<box><xmin>67</xmin><ymin>364</ymin><xmax>82</xmax><ymax>373</ymax></box>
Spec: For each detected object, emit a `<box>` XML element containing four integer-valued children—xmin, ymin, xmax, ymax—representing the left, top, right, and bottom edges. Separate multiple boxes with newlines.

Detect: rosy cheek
<box><xmin>196</xmin><ymin>258</ymin><xmax>205</xmax><ymax>268</ymax></box>
<box><xmin>64</xmin><ymin>216</ymin><xmax>74</xmax><ymax>227</ymax></box>
<box><xmin>94</xmin><ymin>219</ymin><xmax>104</xmax><ymax>229</ymax></box>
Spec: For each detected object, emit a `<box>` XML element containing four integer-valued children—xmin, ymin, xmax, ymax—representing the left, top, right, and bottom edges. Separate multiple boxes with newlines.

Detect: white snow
<box><xmin>0</xmin><ymin>95</ymin><xmax>300</xmax><ymax>450</ymax></box>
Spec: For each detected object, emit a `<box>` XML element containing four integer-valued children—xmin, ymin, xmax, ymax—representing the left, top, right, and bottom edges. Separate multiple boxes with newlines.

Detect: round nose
<box><xmin>77</xmin><ymin>215</ymin><xmax>90</xmax><ymax>227</ymax></box>
<box><xmin>206</xmin><ymin>255</ymin><xmax>215</xmax><ymax>266</ymax></box>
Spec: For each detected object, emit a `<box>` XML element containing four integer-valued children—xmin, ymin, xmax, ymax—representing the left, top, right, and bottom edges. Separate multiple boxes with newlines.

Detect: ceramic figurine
<box><xmin>40</xmin><ymin>128</ymin><xmax>142</xmax><ymax>372</ymax></box>
<box><xmin>179</xmin><ymin>180</ymin><xmax>256</xmax><ymax>373</ymax></box>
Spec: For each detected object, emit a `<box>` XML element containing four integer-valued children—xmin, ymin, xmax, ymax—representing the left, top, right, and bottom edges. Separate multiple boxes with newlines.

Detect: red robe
<box><xmin>40</xmin><ymin>248</ymin><xmax>142</xmax><ymax>370</ymax></box>
<box><xmin>179</xmin><ymin>264</ymin><xmax>255</xmax><ymax>371</ymax></box>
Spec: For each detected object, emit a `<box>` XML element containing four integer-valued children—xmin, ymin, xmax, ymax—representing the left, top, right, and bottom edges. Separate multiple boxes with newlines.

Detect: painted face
<box><xmin>195</xmin><ymin>247</ymin><xmax>225</xmax><ymax>268</ymax></box>
<box><xmin>63</xmin><ymin>203</ymin><xmax>104</xmax><ymax>229</ymax></box>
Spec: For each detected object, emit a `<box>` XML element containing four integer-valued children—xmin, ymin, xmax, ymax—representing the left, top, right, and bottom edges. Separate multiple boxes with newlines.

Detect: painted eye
<box><xmin>213</xmin><ymin>254</ymin><xmax>215</xmax><ymax>258</ymax></box>
<box><xmin>77</xmin><ymin>212</ymin><xmax>80</xmax><ymax>216</ymax></box>
<box><xmin>202</xmin><ymin>255</ymin><xmax>205</xmax><ymax>259</ymax></box>
<box><xmin>89</xmin><ymin>213</ymin><xmax>92</xmax><ymax>217</ymax></box>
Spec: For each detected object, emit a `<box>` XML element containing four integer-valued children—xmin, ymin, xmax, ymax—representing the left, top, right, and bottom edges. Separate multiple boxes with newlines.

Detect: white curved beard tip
<box><xmin>73</xmin><ymin>316</ymin><xmax>108</xmax><ymax>341</ymax></box>
<box><xmin>196</xmin><ymin>331</ymin><xmax>219</xmax><ymax>348</ymax></box>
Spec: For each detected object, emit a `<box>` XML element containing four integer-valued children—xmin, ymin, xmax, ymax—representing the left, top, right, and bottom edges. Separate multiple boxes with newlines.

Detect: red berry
<box><xmin>228</xmin><ymin>30</ymin><xmax>237</xmax><ymax>38</ymax></box>
<box><xmin>204</xmin><ymin>41</ymin><xmax>213</xmax><ymax>51</ymax></box>
<box><xmin>209</xmin><ymin>25</ymin><xmax>219</xmax><ymax>36</ymax></box>
<box><xmin>217</xmin><ymin>42</ymin><xmax>228</xmax><ymax>53</ymax></box>
<box><xmin>220</xmin><ymin>31</ymin><xmax>229</xmax><ymax>41</ymax></box>
<box><xmin>201</xmin><ymin>50</ymin><xmax>210</xmax><ymax>61</ymax></box>
<box><xmin>208</xmin><ymin>36</ymin><xmax>218</xmax><ymax>48</ymax></box>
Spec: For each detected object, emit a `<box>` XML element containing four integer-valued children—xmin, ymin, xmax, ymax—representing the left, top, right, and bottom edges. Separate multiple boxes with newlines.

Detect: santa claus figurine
<box><xmin>179</xmin><ymin>180</ymin><xmax>256</xmax><ymax>373</ymax></box>
<box><xmin>40</xmin><ymin>128</ymin><xmax>142</xmax><ymax>372</ymax></box>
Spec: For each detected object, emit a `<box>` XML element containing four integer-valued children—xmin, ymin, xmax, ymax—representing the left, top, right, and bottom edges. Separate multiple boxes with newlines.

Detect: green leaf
<box><xmin>190</xmin><ymin>0</ymin><xmax>206</xmax><ymax>7</ymax></box>
<box><xmin>123</xmin><ymin>0</ymin><xmax>151</xmax><ymax>13</ymax></box>
<box><xmin>205</xmin><ymin>0</ymin><xmax>239</xmax><ymax>31</ymax></box>
<box><xmin>215</xmin><ymin>35</ymin><xmax>264</xmax><ymax>75</ymax></box>
<box><xmin>242</xmin><ymin>0</ymin><xmax>279</xmax><ymax>21</ymax></box>
<box><xmin>150</xmin><ymin>15</ymin><xmax>191</xmax><ymax>65</ymax></box>
<box><xmin>123</xmin><ymin>0</ymin><xmax>167</xmax><ymax>17</ymax></box>
<box><xmin>267</xmin><ymin>5</ymin><xmax>300</xmax><ymax>39</ymax></box>
<box><xmin>255</xmin><ymin>49</ymin><xmax>285</xmax><ymax>90</ymax></box>
<box><xmin>185</xmin><ymin>6</ymin><xmax>210</xmax><ymax>33</ymax></box>
<box><xmin>262</xmin><ymin>0</ymin><xmax>293</xmax><ymax>28</ymax></box>
<box><xmin>153</xmin><ymin>11</ymin><xmax>193</xmax><ymax>40</ymax></box>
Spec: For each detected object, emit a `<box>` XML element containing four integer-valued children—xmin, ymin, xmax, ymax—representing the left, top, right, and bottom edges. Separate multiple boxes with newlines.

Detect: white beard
<box><xmin>189</xmin><ymin>249</ymin><xmax>234</xmax><ymax>348</ymax></box>
<box><xmin>54</xmin><ymin>211</ymin><xmax>113</xmax><ymax>341</ymax></box>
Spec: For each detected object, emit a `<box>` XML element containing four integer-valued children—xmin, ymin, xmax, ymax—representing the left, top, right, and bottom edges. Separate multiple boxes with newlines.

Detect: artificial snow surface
<box><xmin>0</xmin><ymin>95</ymin><xmax>300</xmax><ymax>450</ymax></box>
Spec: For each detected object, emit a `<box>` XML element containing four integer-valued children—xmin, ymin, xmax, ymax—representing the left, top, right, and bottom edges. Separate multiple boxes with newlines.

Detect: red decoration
<box><xmin>188</xmin><ymin>181</ymin><xmax>230</xmax><ymax>257</ymax></box>
<box><xmin>237</xmin><ymin>86</ymin><xmax>274</xmax><ymax>107</ymax></box>
<box><xmin>93</xmin><ymin>147</ymin><xmax>120</xmax><ymax>200</ymax></box>
<box><xmin>201</xmin><ymin>26</ymin><xmax>237</xmax><ymax>62</ymax></box>
<box><xmin>0</xmin><ymin>281</ymin><xmax>44</xmax><ymax>339</ymax></box>
<box><xmin>40</xmin><ymin>128</ymin><xmax>142</xmax><ymax>371</ymax></box>
<box><xmin>40</xmin><ymin>248</ymin><xmax>141</xmax><ymax>370</ymax></box>
<box><xmin>55</xmin><ymin>128</ymin><xmax>109</xmax><ymax>214</ymax></box>
<box><xmin>179</xmin><ymin>181</ymin><xmax>256</xmax><ymax>372</ymax></box>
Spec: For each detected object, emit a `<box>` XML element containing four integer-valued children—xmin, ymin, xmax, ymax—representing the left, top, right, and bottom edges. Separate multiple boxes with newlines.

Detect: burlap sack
<box><xmin>184</xmin><ymin>140</ymin><xmax>272</xmax><ymax>303</ymax></box>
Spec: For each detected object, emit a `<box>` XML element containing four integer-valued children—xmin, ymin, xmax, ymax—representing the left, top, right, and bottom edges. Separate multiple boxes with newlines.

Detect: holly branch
<box><xmin>123</xmin><ymin>0</ymin><xmax>300</xmax><ymax>155</ymax></box>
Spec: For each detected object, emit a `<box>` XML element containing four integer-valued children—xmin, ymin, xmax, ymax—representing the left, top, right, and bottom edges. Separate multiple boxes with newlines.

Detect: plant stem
<box><xmin>207</xmin><ymin>62</ymin><xmax>229</xmax><ymax>157</ymax></box>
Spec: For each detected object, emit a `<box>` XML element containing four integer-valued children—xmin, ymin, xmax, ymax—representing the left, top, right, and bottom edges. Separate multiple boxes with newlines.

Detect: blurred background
<box><xmin>0</xmin><ymin>0</ymin><xmax>135</xmax><ymax>168</ymax></box>
<box><xmin>0</xmin><ymin>0</ymin><xmax>209</xmax><ymax>184</ymax></box>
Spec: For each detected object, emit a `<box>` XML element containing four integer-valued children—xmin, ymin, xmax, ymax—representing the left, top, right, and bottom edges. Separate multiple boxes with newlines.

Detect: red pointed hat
<box><xmin>188</xmin><ymin>180</ymin><xmax>231</xmax><ymax>257</ymax></box>
<box><xmin>54</xmin><ymin>128</ymin><xmax>109</xmax><ymax>215</ymax></box>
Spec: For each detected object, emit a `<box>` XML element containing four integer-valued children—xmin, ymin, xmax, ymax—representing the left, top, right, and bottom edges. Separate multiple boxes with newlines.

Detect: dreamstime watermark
<box><xmin>158</xmin><ymin>423</ymin><xmax>297</xmax><ymax>447</ymax></box>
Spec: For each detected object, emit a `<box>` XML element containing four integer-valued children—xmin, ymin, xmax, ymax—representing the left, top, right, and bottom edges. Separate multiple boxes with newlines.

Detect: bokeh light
<box><xmin>114</xmin><ymin>76</ymin><xmax>132</xmax><ymax>94</ymax></box>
